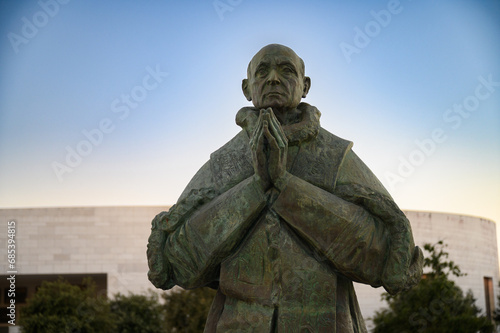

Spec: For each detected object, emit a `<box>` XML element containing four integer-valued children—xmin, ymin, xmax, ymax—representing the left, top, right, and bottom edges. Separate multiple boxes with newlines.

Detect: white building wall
<box><xmin>355</xmin><ymin>210</ymin><xmax>499</xmax><ymax>329</ymax></box>
<box><xmin>0</xmin><ymin>206</ymin><xmax>168</xmax><ymax>296</ymax></box>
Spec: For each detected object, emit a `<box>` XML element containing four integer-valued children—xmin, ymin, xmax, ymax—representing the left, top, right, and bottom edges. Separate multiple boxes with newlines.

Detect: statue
<box><xmin>147</xmin><ymin>44</ymin><xmax>423</xmax><ymax>332</ymax></box>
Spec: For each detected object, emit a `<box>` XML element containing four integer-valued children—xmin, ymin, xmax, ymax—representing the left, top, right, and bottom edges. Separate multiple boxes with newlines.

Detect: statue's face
<box><xmin>244</xmin><ymin>45</ymin><xmax>310</xmax><ymax>112</ymax></box>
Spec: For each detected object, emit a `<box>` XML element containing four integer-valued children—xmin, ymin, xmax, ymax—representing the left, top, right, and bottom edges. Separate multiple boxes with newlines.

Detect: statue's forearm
<box><xmin>165</xmin><ymin>175</ymin><xmax>267</xmax><ymax>289</ymax></box>
<box><xmin>272</xmin><ymin>173</ymin><xmax>388</xmax><ymax>287</ymax></box>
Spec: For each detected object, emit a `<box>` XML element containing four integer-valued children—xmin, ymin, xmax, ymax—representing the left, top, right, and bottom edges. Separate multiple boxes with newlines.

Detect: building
<box><xmin>1</xmin><ymin>207</ymin><xmax>498</xmax><ymax>332</ymax></box>
<box><xmin>0</xmin><ymin>206</ymin><xmax>166</xmax><ymax>332</ymax></box>
<box><xmin>355</xmin><ymin>210</ymin><xmax>499</xmax><ymax>330</ymax></box>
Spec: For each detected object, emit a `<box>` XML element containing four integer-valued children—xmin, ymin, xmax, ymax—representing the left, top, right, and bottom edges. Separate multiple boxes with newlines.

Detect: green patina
<box><xmin>147</xmin><ymin>44</ymin><xmax>423</xmax><ymax>332</ymax></box>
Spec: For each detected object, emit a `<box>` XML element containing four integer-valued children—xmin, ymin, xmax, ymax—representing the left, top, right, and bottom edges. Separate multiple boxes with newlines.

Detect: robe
<box><xmin>147</xmin><ymin>103</ymin><xmax>423</xmax><ymax>332</ymax></box>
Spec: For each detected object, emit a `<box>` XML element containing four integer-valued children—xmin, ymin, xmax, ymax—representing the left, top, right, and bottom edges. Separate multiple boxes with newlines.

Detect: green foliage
<box><xmin>422</xmin><ymin>240</ymin><xmax>463</xmax><ymax>279</ymax></box>
<box><xmin>372</xmin><ymin>241</ymin><xmax>494</xmax><ymax>333</ymax></box>
<box><xmin>110</xmin><ymin>291</ymin><xmax>165</xmax><ymax>333</ymax></box>
<box><xmin>20</xmin><ymin>277</ymin><xmax>115</xmax><ymax>333</ymax></box>
<box><xmin>373</xmin><ymin>276</ymin><xmax>493</xmax><ymax>332</ymax></box>
<box><xmin>19</xmin><ymin>277</ymin><xmax>217</xmax><ymax>333</ymax></box>
<box><xmin>494</xmin><ymin>282</ymin><xmax>500</xmax><ymax>324</ymax></box>
<box><xmin>162</xmin><ymin>287</ymin><xmax>217</xmax><ymax>333</ymax></box>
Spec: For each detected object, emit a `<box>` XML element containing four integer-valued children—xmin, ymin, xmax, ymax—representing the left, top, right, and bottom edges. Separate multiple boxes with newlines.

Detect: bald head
<box><xmin>242</xmin><ymin>44</ymin><xmax>311</xmax><ymax>112</ymax></box>
<box><xmin>247</xmin><ymin>44</ymin><xmax>306</xmax><ymax>79</ymax></box>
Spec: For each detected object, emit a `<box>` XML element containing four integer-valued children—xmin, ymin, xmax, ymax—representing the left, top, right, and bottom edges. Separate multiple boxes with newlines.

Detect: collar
<box><xmin>235</xmin><ymin>102</ymin><xmax>321</xmax><ymax>145</ymax></box>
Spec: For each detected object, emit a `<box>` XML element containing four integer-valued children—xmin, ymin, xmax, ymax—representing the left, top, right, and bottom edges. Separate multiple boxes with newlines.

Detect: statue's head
<box><xmin>242</xmin><ymin>44</ymin><xmax>311</xmax><ymax>112</ymax></box>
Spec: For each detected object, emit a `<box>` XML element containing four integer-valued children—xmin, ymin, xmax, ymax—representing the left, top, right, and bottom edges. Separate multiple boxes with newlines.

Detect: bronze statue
<box><xmin>147</xmin><ymin>44</ymin><xmax>423</xmax><ymax>332</ymax></box>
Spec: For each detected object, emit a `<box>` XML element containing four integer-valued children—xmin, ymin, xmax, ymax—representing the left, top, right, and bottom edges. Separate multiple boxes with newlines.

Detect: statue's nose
<box><xmin>267</xmin><ymin>69</ymin><xmax>280</xmax><ymax>85</ymax></box>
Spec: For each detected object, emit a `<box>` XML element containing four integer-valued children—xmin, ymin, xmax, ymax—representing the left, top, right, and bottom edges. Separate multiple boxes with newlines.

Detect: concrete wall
<box><xmin>0</xmin><ymin>206</ymin><xmax>168</xmax><ymax>296</ymax></box>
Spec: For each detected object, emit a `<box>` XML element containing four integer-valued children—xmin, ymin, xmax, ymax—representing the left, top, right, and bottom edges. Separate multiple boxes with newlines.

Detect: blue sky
<box><xmin>1</xmin><ymin>0</ymin><xmax>499</xmax><ymax>240</ymax></box>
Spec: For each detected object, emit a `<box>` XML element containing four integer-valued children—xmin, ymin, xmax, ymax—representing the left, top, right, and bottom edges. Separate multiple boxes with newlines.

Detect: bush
<box><xmin>110</xmin><ymin>291</ymin><xmax>165</xmax><ymax>333</ymax></box>
<box><xmin>162</xmin><ymin>287</ymin><xmax>216</xmax><ymax>333</ymax></box>
<box><xmin>372</xmin><ymin>241</ymin><xmax>494</xmax><ymax>333</ymax></box>
<box><xmin>20</xmin><ymin>277</ymin><xmax>217</xmax><ymax>333</ymax></box>
<box><xmin>20</xmin><ymin>277</ymin><xmax>115</xmax><ymax>333</ymax></box>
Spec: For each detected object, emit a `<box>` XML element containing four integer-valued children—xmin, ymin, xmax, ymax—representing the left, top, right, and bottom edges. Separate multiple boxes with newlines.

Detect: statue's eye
<box><xmin>282</xmin><ymin>66</ymin><xmax>295</xmax><ymax>74</ymax></box>
<box><xmin>256</xmin><ymin>68</ymin><xmax>268</xmax><ymax>77</ymax></box>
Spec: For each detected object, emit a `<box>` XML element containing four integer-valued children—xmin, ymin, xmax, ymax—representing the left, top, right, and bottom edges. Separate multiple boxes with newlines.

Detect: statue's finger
<box><xmin>250</xmin><ymin>117</ymin><xmax>265</xmax><ymax>147</ymax></box>
<box><xmin>263</xmin><ymin>121</ymin><xmax>279</xmax><ymax>151</ymax></box>
<box><xmin>267</xmin><ymin>115</ymin><xmax>286</xmax><ymax>149</ymax></box>
<box><xmin>251</xmin><ymin>111</ymin><xmax>264</xmax><ymax>140</ymax></box>
<box><xmin>268</xmin><ymin>112</ymin><xmax>287</xmax><ymax>147</ymax></box>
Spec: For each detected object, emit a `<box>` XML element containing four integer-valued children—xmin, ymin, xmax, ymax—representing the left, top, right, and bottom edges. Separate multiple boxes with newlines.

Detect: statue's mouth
<box><xmin>264</xmin><ymin>92</ymin><xmax>284</xmax><ymax>98</ymax></box>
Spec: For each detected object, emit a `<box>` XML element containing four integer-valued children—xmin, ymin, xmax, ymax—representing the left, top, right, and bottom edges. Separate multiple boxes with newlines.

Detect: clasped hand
<box><xmin>250</xmin><ymin>108</ymin><xmax>288</xmax><ymax>191</ymax></box>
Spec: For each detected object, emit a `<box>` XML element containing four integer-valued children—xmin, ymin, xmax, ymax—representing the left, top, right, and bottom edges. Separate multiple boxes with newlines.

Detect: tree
<box><xmin>494</xmin><ymin>282</ymin><xmax>500</xmax><ymax>324</ymax></box>
<box><xmin>110</xmin><ymin>291</ymin><xmax>166</xmax><ymax>333</ymax></box>
<box><xmin>20</xmin><ymin>277</ymin><xmax>116</xmax><ymax>333</ymax></box>
<box><xmin>372</xmin><ymin>241</ymin><xmax>494</xmax><ymax>333</ymax></box>
<box><xmin>162</xmin><ymin>287</ymin><xmax>217</xmax><ymax>333</ymax></box>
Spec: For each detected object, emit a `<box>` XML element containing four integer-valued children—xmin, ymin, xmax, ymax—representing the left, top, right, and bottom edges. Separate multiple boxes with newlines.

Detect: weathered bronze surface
<box><xmin>147</xmin><ymin>44</ymin><xmax>423</xmax><ymax>332</ymax></box>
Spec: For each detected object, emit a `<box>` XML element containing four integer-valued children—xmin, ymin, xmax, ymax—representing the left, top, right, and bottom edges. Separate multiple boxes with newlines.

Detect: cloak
<box><xmin>147</xmin><ymin>103</ymin><xmax>423</xmax><ymax>332</ymax></box>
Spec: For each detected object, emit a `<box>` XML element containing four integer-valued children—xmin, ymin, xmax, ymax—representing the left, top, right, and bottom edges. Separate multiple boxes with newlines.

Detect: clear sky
<box><xmin>1</xmin><ymin>1</ymin><xmax>499</xmax><ymax>242</ymax></box>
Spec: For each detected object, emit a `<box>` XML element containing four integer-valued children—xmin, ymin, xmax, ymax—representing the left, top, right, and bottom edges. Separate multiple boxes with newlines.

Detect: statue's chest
<box><xmin>210</xmin><ymin>132</ymin><xmax>343</xmax><ymax>195</ymax></box>
<box><xmin>288</xmin><ymin>140</ymin><xmax>337</xmax><ymax>193</ymax></box>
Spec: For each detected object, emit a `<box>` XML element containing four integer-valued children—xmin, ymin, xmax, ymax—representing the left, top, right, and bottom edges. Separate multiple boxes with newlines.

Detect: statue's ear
<box><xmin>302</xmin><ymin>76</ymin><xmax>311</xmax><ymax>98</ymax></box>
<box><xmin>242</xmin><ymin>79</ymin><xmax>252</xmax><ymax>101</ymax></box>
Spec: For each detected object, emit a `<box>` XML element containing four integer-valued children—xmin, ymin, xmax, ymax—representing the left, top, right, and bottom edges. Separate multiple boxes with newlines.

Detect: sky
<box><xmin>0</xmin><ymin>1</ymin><xmax>499</xmax><ymax>243</ymax></box>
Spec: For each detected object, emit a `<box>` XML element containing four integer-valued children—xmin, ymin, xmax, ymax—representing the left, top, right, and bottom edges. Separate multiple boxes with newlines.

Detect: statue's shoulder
<box><xmin>294</xmin><ymin>102</ymin><xmax>353</xmax><ymax>154</ymax></box>
<box><xmin>289</xmin><ymin>126</ymin><xmax>353</xmax><ymax>193</ymax></box>
<box><xmin>307</xmin><ymin>127</ymin><xmax>353</xmax><ymax>171</ymax></box>
<box><xmin>211</xmin><ymin>131</ymin><xmax>249</xmax><ymax>156</ymax></box>
<box><xmin>209</xmin><ymin>131</ymin><xmax>253</xmax><ymax>192</ymax></box>
<box><xmin>316</xmin><ymin>127</ymin><xmax>353</xmax><ymax>153</ymax></box>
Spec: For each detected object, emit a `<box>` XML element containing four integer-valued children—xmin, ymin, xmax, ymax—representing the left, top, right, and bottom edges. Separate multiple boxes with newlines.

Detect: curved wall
<box><xmin>355</xmin><ymin>210</ymin><xmax>499</xmax><ymax>329</ymax></box>
<box><xmin>1</xmin><ymin>208</ymin><xmax>498</xmax><ymax>331</ymax></box>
